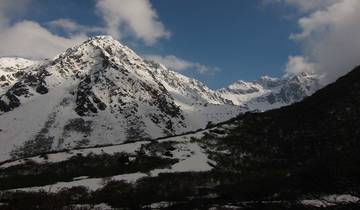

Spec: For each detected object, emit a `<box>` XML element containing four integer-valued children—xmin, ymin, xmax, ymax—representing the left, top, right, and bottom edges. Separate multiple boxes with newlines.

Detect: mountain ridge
<box><xmin>218</xmin><ymin>71</ymin><xmax>320</xmax><ymax>110</ymax></box>
<box><xmin>0</xmin><ymin>36</ymin><xmax>321</xmax><ymax>161</ymax></box>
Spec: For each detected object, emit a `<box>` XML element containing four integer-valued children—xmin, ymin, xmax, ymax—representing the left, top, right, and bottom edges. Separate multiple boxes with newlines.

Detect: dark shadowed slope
<box><xmin>204</xmin><ymin>65</ymin><xmax>360</xmax><ymax>198</ymax></box>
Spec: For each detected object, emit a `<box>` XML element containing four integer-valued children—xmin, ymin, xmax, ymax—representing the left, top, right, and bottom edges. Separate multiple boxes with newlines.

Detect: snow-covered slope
<box><xmin>0</xmin><ymin>36</ymin><xmax>242</xmax><ymax>161</ymax></box>
<box><xmin>145</xmin><ymin>61</ymin><xmax>229</xmax><ymax>105</ymax></box>
<box><xmin>0</xmin><ymin>57</ymin><xmax>41</xmax><ymax>93</ymax></box>
<box><xmin>145</xmin><ymin>60</ymin><xmax>241</xmax><ymax>133</ymax></box>
<box><xmin>218</xmin><ymin>72</ymin><xmax>321</xmax><ymax>110</ymax></box>
<box><xmin>0</xmin><ymin>129</ymin><xmax>214</xmax><ymax>192</ymax></box>
<box><xmin>0</xmin><ymin>57</ymin><xmax>39</xmax><ymax>69</ymax></box>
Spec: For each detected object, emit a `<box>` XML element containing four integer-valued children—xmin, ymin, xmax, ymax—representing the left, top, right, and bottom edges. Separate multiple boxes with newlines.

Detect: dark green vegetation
<box><xmin>1</xmin><ymin>175</ymin><xmax>360</xmax><ymax>210</ymax></box>
<box><xmin>204</xmin><ymin>65</ymin><xmax>360</xmax><ymax>197</ymax></box>
<box><xmin>0</xmin><ymin>150</ymin><xmax>177</xmax><ymax>190</ymax></box>
<box><xmin>2</xmin><ymin>67</ymin><xmax>360</xmax><ymax>209</ymax></box>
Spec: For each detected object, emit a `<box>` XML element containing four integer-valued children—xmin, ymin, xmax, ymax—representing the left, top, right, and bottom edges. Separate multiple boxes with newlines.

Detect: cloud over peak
<box><xmin>275</xmin><ymin>0</ymin><xmax>360</xmax><ymax>84</ymax></box>
<box><xmin>48</xmin><ymin>19</ymin><xmax>104</xmax><ymax>35</ymax></box>
<box><xmin>95</xmin><ymin>0</ymin><xmax>170</xmax><ymax>46</ymax></box>
<box><xmin>0</xmin><ymin>21</ymin><xmax>87</xmax><ymax>59</ymax></box>
<box><xmin>285</xmin><ymin>56</ymin><xmax>316</xmax><ymax>75</ymax></box>
<box><xmin>145</xmin><ymin>55</ymin><xmax>221</xmax><ymax>75</ymax></box>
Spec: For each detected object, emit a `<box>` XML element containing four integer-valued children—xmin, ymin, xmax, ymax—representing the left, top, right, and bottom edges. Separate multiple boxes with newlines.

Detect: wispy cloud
<box><xmin>264</xmin><ymin>0</ymin><xmax>339</xmax><ymax>13</ymax></box>
<box><xmin>48</xmin><ymin>19</ymin><xmax>104</xmax><ymax>35</ymax></box>
<box><xmin>145</xmin><ymin>54</ymin><xmax>220</xmax><ymax>75</ymax></box>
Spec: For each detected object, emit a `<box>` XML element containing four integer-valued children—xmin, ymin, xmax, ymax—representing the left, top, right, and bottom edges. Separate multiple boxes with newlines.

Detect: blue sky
<box><xmin>70</xmin><ymin>0</ymin><xmax>301</xmax><ymax>88</ymax></box>
<box><xmin>146</xmin><ymin>0</ymin><xmax>360</xmax><ymax>86</ymax></box>
<box><xmin>1</xmin><ymin>0</ymin><xmax>359</xmax><ymax>88</ymax></box>
<box><xmin>147</xmin><ymin>1</ymin><xmax>301</xmax><ymax>88</ymax></box>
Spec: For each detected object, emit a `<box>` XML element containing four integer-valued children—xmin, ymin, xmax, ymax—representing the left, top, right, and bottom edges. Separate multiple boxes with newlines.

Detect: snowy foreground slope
<box><xmin>0</xmin><ymin>113</ymin><xmax>358</xmax><ymax>209</ymax></box>
<box><xmin>0</xmin><ymin>36</ymin><xmax>319</xmax><ymax>162</ymax></box>
<box><xmin>0</xmin><ymin>130</ymin><xmax>213</xmax><ymax>192</ymax></box>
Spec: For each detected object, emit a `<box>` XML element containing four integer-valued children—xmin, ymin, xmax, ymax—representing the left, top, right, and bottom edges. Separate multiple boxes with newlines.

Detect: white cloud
<box><xmin>48</xmin><ymin>19</ymin><xmax>104</xmax><ymax>35</ymax></box>
<box><xmin>95</xmin><ymin>0</ymin><xmax>170</xmax><ymax>45</ymax></box>
<box><xmin>273</xmin><ymin>0</ymin><xmax>360</xmax><ymax>84</ymax></box>
<box><xmin>0</xmin><ymin>21</ymin><xmax>87</xmax><ymax>59</ymax></box>
<box><xmin>0</xmin><ymin>1</ymin><xmax>87</xmax><ymax>59</ymax></box>
<box><xmin>145</xmin><ymin>55</ymin><xmax>220</xmax><ymax>75</ymax></box>
<box><xmin>285</xmin><ymin>56</ymin><xmax>317</xmax><ymax>74</ymax></box>
<box><xmin>48</xmin><ymin>19</ymin><xmax>79</xmax><ymax>32</ymax></box>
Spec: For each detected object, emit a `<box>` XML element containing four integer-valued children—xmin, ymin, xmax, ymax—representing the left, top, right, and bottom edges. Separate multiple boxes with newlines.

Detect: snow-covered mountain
<box><xmin>217</xmin><ymin>72</ymin><xmax>321</xmax><ymax>110</ymax></box>
<box><xmin>0</xmin><ymin>36</ymin><xmax>321</xmax><ymax>161</ymax></box>
<box><xmin>0</xmin><ymin>36</ymin><xmax>241</xmax><ymax>161</ymax></box>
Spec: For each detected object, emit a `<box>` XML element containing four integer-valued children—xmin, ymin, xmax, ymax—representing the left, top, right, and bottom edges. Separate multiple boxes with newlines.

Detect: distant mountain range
<box><xmin>0</xmin><ymin>36</ymin><xmax>320</xmax><ymax>161</ymax></box>
<box><xmin>218</xmin><ymin>71</ymin><xmax>320</xmax><ymax>110</ymax></box>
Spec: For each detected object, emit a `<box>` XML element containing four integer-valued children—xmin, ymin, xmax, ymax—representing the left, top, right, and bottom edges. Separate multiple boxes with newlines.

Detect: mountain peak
<box><xmin>50</xmin><ymin>35</ymin><xmax>145</xmax><ymax>80</ymax></box>
<box><xmin>85</xmin><ymin>35</ymin><xmax>125</xmax><ymax>49</ymax></box>
<box><xmin>56</xmin><ymin>35</ymin><xmax>137</xmax><ymax>62</ymax></box>
<box><xmin>84</xmin><ymin>35</ymin><xmax>124</xmax><ymax>47</ymax></box>
<box><xmin>90</xmin><ymin>35</ymin><xmax>116</xmax><ymax>41</ymax></box>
